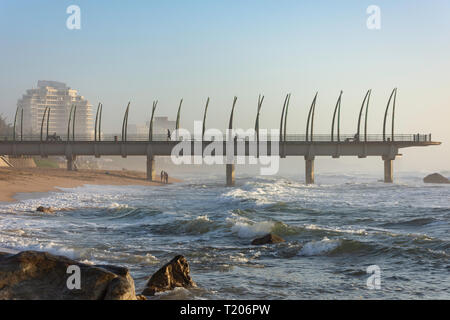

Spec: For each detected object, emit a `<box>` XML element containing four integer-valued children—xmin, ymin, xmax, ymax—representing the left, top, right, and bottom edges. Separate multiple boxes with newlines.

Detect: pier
<box><xmin>1</xmin><ymin>89</ymin><xmax>441</xmax><ymax>185</ymax></box>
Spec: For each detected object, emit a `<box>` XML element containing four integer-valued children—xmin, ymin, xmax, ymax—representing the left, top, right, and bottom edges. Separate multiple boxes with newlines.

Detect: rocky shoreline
<box><xmin>0</xmin><ymin>250</ymin><xmax>195</xmax><ymax>300</ymax></box>
<box><xmin>0</xmin><ymin>232</ymin><xmax>283</xmax><ymax>300</ymax></box>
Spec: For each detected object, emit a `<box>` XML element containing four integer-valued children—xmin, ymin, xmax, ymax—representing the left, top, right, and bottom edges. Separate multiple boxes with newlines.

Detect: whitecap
<box><xmin>299</xmin><ymin>237</ymin><xmax>341</xmax><ymax>256</ymax></box>
<box><xmin>229</xmin><ymin>253</ymin><xmax>249</xmax><ymax>263</ymax></box>
<box><xmin>305</xmin><ymin>224</ymin><xmax>367</xmax><ymax>235</ymax></box>
<box><xmin>228</xmin><ymin>216</ymin><xmax>274</xmax><ymax>238</ymax></box>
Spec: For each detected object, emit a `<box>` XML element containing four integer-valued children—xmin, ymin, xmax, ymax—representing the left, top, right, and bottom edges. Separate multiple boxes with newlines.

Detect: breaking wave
<box><xmin>299</xmin><ymin>237</ymin><xmax>341</xmax><ymax>256</ymax></box>
<box><xmin>1</xmin><ymin>172</ymin><xmax>448</xmax><ymax>299</ymax></box>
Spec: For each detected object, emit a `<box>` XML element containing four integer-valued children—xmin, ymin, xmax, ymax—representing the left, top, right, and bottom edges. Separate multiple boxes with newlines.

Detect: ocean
<box><xmin>0</xmin><ymin>172</ymin><xmax>449</xmax><ymax>299</ymax></box>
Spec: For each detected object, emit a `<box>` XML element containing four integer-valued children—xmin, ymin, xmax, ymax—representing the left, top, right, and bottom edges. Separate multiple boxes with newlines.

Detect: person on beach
<box><xmin>164</xmin><ymin>171</ymin><xmax>169</xmax><ymax>184</ymax></box>
<box><xmin>160</xmin><ymin>170</ymin><xmax>164</xmax><ymax>183</ymax></box>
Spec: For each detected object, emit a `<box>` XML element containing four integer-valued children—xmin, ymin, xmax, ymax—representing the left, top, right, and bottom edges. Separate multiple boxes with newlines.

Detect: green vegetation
<box><xmin>33</xmin><ymin>157</ymin><xmax>60</xmax><ymax>168</ymax></box>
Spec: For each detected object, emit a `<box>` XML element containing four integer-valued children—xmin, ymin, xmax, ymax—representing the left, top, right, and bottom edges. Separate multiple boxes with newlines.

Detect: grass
<box><xmin>33</xmin><ymin>157</ymin><xmax>60</xmax><ymax>168</ymax></box>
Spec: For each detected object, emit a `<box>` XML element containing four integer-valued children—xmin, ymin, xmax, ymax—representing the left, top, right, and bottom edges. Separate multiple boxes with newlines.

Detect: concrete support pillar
<box><xmin>383</xmin><ymin>157</ymin><xmax>394</xmax><ymax>183</ymax></box>
<box><xmin>226</xmin><ymin>163</ymin><xmax>235</xmax><ymax>186</ymax></box>
<box><xmin>147</xmin><ymin>155</ymin><xmax>155</xmax><ymax>181</ymax></box>
<box><xmin>66</xmin><ymin>155</ymin><xmax>76</xmax><ymax>171</ymax></box>
<box><xmin>305</xmin><ymin>156</ymin><xmax>315</xmax><ymax>185</ymax></box>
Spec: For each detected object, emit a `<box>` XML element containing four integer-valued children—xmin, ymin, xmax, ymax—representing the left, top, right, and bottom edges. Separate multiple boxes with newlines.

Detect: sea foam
<box><xmin>226</xmin><ymin>214</ymin><xmax>275</xmax><ymax>238</ymax></box>
<box><xmin>299</xmin><ymin>237</ymin><xmax>341</xmax><ymax>256</ymax></box>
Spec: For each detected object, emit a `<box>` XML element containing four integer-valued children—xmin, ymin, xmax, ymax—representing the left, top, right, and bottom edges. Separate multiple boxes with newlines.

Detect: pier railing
<box><xmin>0</xmin><ymin>133</ymin><xmax>433</xmax><ymax>143</ymax></box>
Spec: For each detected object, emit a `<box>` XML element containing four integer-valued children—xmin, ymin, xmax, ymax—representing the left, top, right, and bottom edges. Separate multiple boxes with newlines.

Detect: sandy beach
<box><xmin>0</xmin><ymin>167</ymin><xmax>179</xmax><ymax>202</ymax></box>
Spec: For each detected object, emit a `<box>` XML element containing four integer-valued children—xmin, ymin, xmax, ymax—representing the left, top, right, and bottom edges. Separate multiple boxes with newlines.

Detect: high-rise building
<box><xmin>145</xmin><ymin>116</ymin><xmax>176</xmax><ymax>135</ymax></box>
<box><xmin>128</xmin><ymin>124</ymin><xmax>148</xmax><ymax>137</ymax></box>
<box><xmin>16</xmin><ymin>80</ymin><xmax>94</xmax><ymax>139</ymax></box>
<box><xmin>129</xmin><ymin>117</ymin><xmax>176</xmax><ymax>140</ymax></box>
<box><xmin>154</xmin><ymin>116</ymin><xmax>176</xmax><ymax>135</ymax></box>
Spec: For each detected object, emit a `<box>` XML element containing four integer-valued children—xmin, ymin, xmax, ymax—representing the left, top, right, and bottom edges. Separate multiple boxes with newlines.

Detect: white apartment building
<box><xmin>146</xmin><ymin>116</ymin><xmax>176</xmax><ymax>135</ymax></box>
<box><xmin>17</xmin><ymin>80</ymin><xmax>94</xmax><ymax>139</ymax></box>
<box><xmin>154</xmin><ymin>116</ymin><xmax>176</xmax><ymax>135</ymax></box>
<box><xmin>128</xmin><ymin>124</ymin><xmax>148</xmax><ymax>137</ymax></box>
<box><xmin>128</xmin><ymin>117</ymin><xmax>176</xmax><ymax>140</ymax></box>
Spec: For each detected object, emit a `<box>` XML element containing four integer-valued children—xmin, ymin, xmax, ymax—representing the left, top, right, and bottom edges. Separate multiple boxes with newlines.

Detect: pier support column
<box><xmin>305</xmin><ymin>156</ymin><xmax>315</xmax><ymax>185</ymax></box>
<box><xmin>66</xmin><ymin>155</ymin><xmax>76</xmax><ymax>171</ymax></box>
<box><xmin>383</xmin><ymin>156</ymin><xmax>394</xmax><ymax>183</ymax></box>
<box><xmin>226</xmin><ymin>163</ymin><xmax>235</xmax><ymax>186</ymax></box>
<box><xmin>147</xmin><ymin>155</ymin><xmax>155</xmax><ymax>181</ymax></box>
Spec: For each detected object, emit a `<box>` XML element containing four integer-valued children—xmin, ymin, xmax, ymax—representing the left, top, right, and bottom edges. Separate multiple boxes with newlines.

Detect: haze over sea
<box><xmin>0</xmin><ymin>172</ymin><xmax>449</xmax><ymax>299</ymax></box>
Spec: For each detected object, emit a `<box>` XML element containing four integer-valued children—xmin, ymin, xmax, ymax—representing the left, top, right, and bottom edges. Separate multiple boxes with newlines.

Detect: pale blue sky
<box><xmin>0</xmin><ymin>0</ymin><xmax>449</xmax><ymax>170</ymax></box>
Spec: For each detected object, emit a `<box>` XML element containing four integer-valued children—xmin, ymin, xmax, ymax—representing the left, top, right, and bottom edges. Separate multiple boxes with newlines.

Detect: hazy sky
<box><xmin>0</xmin><ymin>0</ymin><xmax>449</xmax><ymax>172</ymax></box>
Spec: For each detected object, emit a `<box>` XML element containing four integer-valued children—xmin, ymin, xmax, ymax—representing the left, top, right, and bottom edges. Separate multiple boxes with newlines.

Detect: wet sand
<box><xmin>0</xmin><ymin>168</ymin><xmax>179</xmax><ymax>202</ymax></box>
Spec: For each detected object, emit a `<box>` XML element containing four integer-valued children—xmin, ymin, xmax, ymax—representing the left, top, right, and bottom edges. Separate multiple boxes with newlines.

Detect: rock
<box><xmin>0</xmin><ymin>252</ymin><xmax>12</xmax><ymax>259</ymax></box>
<box><xmin>36</xmin><ymin>206</ymin><xmax>54</xmax><ymax>213</ymax></box>
<box><xmin>251</xmin><ymin>233</ymin><xmax>285</xmax><ymax>245</ymax></box>
<box><xmin>141</xmin><ymin>255</ymin><xmax>196</xmax><ymax>296</ymax></box>
<box><xmin>0</xmin><ymin>251</ymin><xmax>137</xmax><ymax>300</ymax></box>
<box><xmin>423</xmin><ymin>173</ymin><xmax>450</xmax><ymax>184</ymax></box>
<box><xmin>98</xmin><ymin>265</ymin><xmax>137</xmax><ymax>300</ymax></box>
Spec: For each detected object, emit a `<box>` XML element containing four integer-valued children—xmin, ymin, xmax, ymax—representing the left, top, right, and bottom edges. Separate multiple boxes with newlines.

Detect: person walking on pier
<box><xmin>167</xmin><ymin>129</ymin><xmax>171</xmax><ymax>141</ymax></box>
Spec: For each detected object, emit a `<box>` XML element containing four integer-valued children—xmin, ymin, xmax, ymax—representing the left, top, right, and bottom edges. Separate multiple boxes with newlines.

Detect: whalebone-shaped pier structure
<box><xmin>1</xmin><ymin>89</ymin><xmax>441</xmax><ymax>186</ymax></box>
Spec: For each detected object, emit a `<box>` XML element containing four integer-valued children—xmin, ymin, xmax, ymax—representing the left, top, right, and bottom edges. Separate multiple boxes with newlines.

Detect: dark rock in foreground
<box><xmin>423</xmin><ymin>173</ymin><xmax>450</xmax><ymax>184</ymax></box>
<box><xmin>36</xmin><ymin>206</ymin><xmax>54</xmax><ymax>213</ymax></box>
<box><xmin>251</xmin><ymin>233</ymin><xmax>285</xmax><ymax>245</ymax></box>
<box><xmin>141</xmin><ymin>255</ymin><xmax>196</xmax><ymax>296</ymax></box>
<box><xmin>0</xmin><ymin>251</ymin><xmax>137</xmax><ymax>300</ymax></box>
